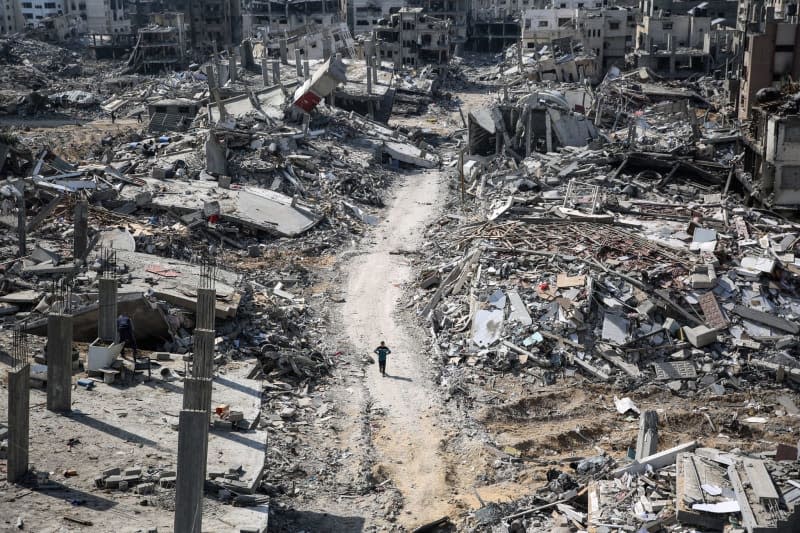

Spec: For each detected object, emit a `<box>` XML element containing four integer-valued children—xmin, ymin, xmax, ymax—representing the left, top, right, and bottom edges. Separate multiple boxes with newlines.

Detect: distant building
<box><xmin>631</xmin><ymin>0</ymin><xmax>736</xmax><ymax>77</ymax></box>
<box><xmin>741</xmin><ymin>107</ymin><xmax>800</xmax><ymax>209</ymax></box>
<box><xmin>19</xmin><ymin>0</ymin><xmax>64</xmax><ymax>27</ymax></box>
<box><xmin>243</xmin><ymin>0</ymin><xmax>341</xmax><ymax>37</ymax></box>
<box><xmin>344</xmin><ymin>0</ymin><xmax>406</xmax><ymax>35</ymax></box>
<box><xmin>374</xmin><ymin>7</ymin><xmax>451</xmax><ymax>68</ymax></box>
<box><xmin>738</xmin><ymin>6</ymin><xmax>800</xmax><ymax>120</ymax></box>
<box><xmin>520</xmin><ymin>7</ymin><xmax>634</xmax><ymax>72</ymax></box>
<box><xmin>83</xmin><ymin>0</ymin><xmax>131</xmax><ymax>34</ymax></box>
<box><xmin>0</xmin><ymin>0</ymin><xmax>25</xmax><ymax>33</ymax></box>
<box><xmin>125</xmin><ymin>0</ymin><xmax>241</xmax><ymax>51</ymax></box>
<box><xmin>342</xmin><ymin>0</ymin><xmax>468</xmax><ymax>49</ymax></box>
<box><xmin>128</xmin><ymin>11</ymin><xmax>187</xmax><ymax>72</ymax></box>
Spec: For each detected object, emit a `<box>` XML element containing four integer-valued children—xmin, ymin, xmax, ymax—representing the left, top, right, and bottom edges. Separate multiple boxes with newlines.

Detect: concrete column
<box><xmin>328</xmin><ymin>36</ymin><xmax>336</xmax><ymax>59</ymax></box>
<box><xmin>272</xmin><ymin>60</ymin><xmax>280</xmax><ymax>84</ymax></box>
<box><xmin>294</xmin><ymin>49</ymin><xmax>303</xmax><ymax>77</ymax></box>
<box><xmin>173</xmin><ymin>409</ymin><xmax>208</xmax><ymax>533</ymax></box>
<box><xmin>213</xmin><ymin>59</ymin><xmax>223</xmax><ymax>86</ymax></box>
<box><xmin>182</xmin><ymin>377</ymin><xmax>213</xmax><ymax>412</ymax></box>
<box><xmin>279</xmin><ymin>38</ymin><xmax>288</xmax><ymax>64</ymax></box>
<box><xmin>46</xmin><ymin>312</ymin><xmax>73</xmax><ymax>413</ymax></box>
<box><xmin>303</xmin><ymin>60</ymin><xmax>310</xmax><ymax>79</ymax></box>
<box><xmin>73</xmin><ymin>199</ymin><xmax>88</xmax><ymax>261</ymax></box>
<box><xmin>526</xmin><ymin>108</ymin><xmax>533</xmax><ymax>156</ymax></box>
<box><xmin>228</xmin><ymin>51</ymin><xmax>237</xmax><ymax>82</ymax></box>
<box><xmin>240</xmin><ymin>43</ymin><xmax>251</xmax><ymax>69</ymax></box>
<box><xmin>16</xmin><ymin>187</ymin><xmax>25</xmax><ymax>258</ymax></box>
<box><xmin>207</xmin><ymin>64</ymin><xmax>217</xmax><ymax>89</ymax></box>
<box><xmin>545</xmin><ymin>112</ymin><xmax>553</xmax><ymax>153</ymax></box>
<box><xmin>98</xmin><ymin>277</ymin><xmax>118</xmax><ymax>342</ymax></box>
<box><xmin>261</xmin><ymin>58</ymin><xmax>269</xmax><ymax>86</ymax></box>
<box><xmin>636</xmin><ymin>411</ymin><xmax>659</xmax><ymax>460</ymax></box>
<box><xmin>192</xmin><ymin>329</ymin><xmax>215</xmax><ymax>382</ymax></box>
<box><xmin>192</xmin><ymin>287</ymin><xmax>216</xmax><ymax>391</ymax></box>
<box><xmin>196</xmin><ymin>288</ymin><xmax>215</xmax><ymax>331</ymax></box>
<box><xmin>7</xmin><ymin>364</ymin><xmax>30</xmax><ymax>483</ymax></box>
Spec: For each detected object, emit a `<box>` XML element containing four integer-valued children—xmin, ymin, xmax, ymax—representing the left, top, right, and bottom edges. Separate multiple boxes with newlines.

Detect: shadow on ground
<box><xmin>268</xmin><ymin>508</ymin><xmax>366</xmax><ymax>533</ymax></box>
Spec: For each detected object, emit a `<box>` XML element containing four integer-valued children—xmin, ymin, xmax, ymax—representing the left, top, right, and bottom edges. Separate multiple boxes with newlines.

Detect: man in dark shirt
<box><xmin>117</xmin><ymin>313</ymin><xmax>138</xmax><ymax>358</ymax></box>
<box><xmin>374</xmin><ymin>341</ymin><xmax>391</xmax><ymax>376</ymax></box>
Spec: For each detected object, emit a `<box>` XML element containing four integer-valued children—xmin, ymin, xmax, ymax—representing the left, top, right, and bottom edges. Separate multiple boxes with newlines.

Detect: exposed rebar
<box><xmin>12</xmin><ymin>322</ymin><xmax>30</xmax><ymax>370</ymax></box>
<box><xmin>50</xmin><ymin>277</ymin><xmax>73</xmax><ymax>315</ymax></box>
<box><xmin>199</xmin><ymin>257</ymin><xmax>217</xmax><ymax>290</ymax></box>
<box><xmin>101</xmin><ymin>248</ymin><xmax>117</xmax><ymax>279</ymax></box>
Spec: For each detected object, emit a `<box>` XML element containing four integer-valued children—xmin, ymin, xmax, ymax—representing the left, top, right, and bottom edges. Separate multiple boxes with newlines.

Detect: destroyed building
<box><xmin>3</xmin><ymin>4</ymin><xmax>800</xmax><ymax>532</ymax></box>
<box><xmin>632</xmin><ymin>0</ymin><xmax>738</xmax><ymax>77</ymax></box>
<box><xmin>242</xmin><ymin>0</ymin><xmax>340</xmax><ymax>36</ymax></box>
<box><xmin>374</xmin><ymin>7</ymin><xmax>451</xmax><ymax>68</ymax></box>
<box><xmin>129</xmin><ymin>0</ymin><xmax>242</xmax><ymax>51</ymax></box>
<box><xmin>741</xmin><ymin>91</ymin><xmax>800</xmax><ymax>209</ymax></box>
<box><xmin>128</xmin><ymin>12</ymin><xmax>187</xmax><ymax>72</ymax></box>
<box><xmin>470</xmin><ymin>7</ymin><xmax>522</xmax><ymax>52</ymax></box>
<box><xmin>737</xmin><ymin>4</ymin><xmax>800</xmax><ymax>120</ymax></box>
<box><xmin>345</xmin><ymin>0</ymin><xmax>407</xmax><ymax>34</ymax></box>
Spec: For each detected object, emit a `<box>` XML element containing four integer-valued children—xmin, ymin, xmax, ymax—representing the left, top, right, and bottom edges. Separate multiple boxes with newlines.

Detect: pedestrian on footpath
<box><xmin>374</xmin><ymin>341</ymin><xmax>391</xmax><ymax>376</ymax></box>
<box><xmin>111</xmin><ymin>110</ymin><xmax>116</xmax><ymax>124</ymax></box>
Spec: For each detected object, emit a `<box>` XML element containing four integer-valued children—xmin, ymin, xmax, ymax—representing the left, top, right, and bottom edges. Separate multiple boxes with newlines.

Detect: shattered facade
<box><xmin>375</xmin><ymin>7</ymin><xmax>451</xmax><ymax>68</ymax></box>
<box><xmin>738</xmin><ymin>8</ymin><xmax>800</xmax><ymax>120</ymax></box>
<box><xmin>242</xmin><ymin>0</ymin><xmax>341</xmax><ymax>37</ymax></box>
<box><xmin>128</xmin><ymin>12</ymin><xmax>187</xmax><ymax>73</ymax></box>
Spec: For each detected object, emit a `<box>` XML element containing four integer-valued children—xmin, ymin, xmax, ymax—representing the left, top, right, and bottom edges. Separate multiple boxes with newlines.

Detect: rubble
<box><xmin>2</xmin><ymin>8</ymin><xmax>800</xmax><ymax>532</ymax></box>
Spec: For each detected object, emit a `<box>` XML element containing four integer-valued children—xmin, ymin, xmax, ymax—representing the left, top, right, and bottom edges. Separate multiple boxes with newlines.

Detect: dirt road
<box><xmin>342</xmin><ymin>169</ymin><xmax>452</xmax><ymax>528</ymax></box>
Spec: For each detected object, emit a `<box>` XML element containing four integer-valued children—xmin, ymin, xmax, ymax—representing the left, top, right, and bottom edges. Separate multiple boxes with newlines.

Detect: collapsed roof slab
<box><xmin>113</xmin><ymin>249</ymin><xmax>241</xmax><ymax>320</ymax></box>
<box><xmin>25</xmin><ymin>292</ymin><xmax>171</xmax><ymax>344</ymax></box>
<box><xmin>122</xmin><ymin>178</ymin><xmax>322</xmax><ymax>237</ymax></box>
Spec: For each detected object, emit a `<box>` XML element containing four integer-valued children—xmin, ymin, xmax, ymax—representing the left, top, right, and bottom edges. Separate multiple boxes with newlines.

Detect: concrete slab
<box><xmin>0</xmin><ymin>346</ymin><xmax>267</xmax><ymax>531</ymax></box>
<box><xmin>120</xmin><ymin>177</ymin><xmax>322</xmax><ymax>238</ymax></box>
<box><xmin>383</xmin><ymin>142</ymin><xmax>439</xmax><ymax>168</ymax></box>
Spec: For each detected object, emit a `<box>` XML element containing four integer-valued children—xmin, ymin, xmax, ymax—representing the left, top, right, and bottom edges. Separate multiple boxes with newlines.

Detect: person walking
<box><xmin>374</xmin><ymin>341</ymin><xmax>391</xmax><ymax>376</ymax></box>
<box><xmin>136</xmin><ymin>111</ymin><xmax>143</xmax><ymax>123</ymax></box>
<box><xmin>110</xmin><ymin>110</ymin><xmax>116</xmax><ymax>124</ymax></box>
<box><xmin>117</xmin><ymin>312</ymin><xmax>138</xmax><ymax>358</ymax></box>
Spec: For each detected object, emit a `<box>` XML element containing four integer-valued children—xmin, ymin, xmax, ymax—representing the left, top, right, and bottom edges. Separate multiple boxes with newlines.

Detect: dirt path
<box><xmin>342</xmin><ymin>169</ymin><xmax>451</xmax><ymax>528</ymax></box>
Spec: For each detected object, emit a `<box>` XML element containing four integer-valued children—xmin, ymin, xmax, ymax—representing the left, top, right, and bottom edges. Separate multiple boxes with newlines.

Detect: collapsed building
<box><xmin>2</xmin><ymin>0</ymin><xmax>800</xmax><ymax>531</ymax></box>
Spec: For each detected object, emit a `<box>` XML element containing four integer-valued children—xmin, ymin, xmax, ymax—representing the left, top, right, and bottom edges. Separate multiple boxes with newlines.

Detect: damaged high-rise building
<box><xmin>0</xmin><ymin>0</ymin><xmax>25</xmax><ymax>34</ymax></box>
<box><xmin>126</xmin><ymin>0</ymin><xmax>241</xmax><ymax>51</ymax></box>
<box><xmin>632</xmin><ymin>0</ymin><xmax>738</xmax><ymax>77</ymax></box>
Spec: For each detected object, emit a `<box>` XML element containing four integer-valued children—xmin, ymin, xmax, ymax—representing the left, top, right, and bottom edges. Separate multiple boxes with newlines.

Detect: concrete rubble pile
<box><xmin>0</xmin><ymin>46</ymin><xmax>448</xmax><ymax>531</ymax></box>
<box><xmin>409</xmin><ymin>72</ymin><xmax>800</xmax><ymax>531</ymax></box>
<box><xmin>417</xmin><ymin>80</ymin><xmax>800</xmax><ymax>393</ymax></box>
<box><xmin>463</xmin><ymin>441</ymin><xmax>800</xmax><ymax>532</ymax></box>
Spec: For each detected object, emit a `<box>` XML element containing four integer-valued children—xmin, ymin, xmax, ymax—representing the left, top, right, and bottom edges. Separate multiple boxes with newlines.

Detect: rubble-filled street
<box><xmin>3</xmin><ymin>0</ymin><xmax>800</xmax><ymax>531</ymax></box>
